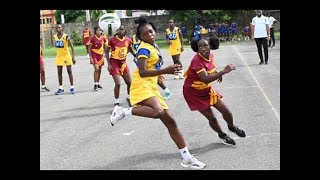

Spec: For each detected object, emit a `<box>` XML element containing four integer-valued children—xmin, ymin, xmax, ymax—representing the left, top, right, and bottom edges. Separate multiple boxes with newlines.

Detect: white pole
<box><xmin>40</xmin><ymin>10</ymin><xmax>45</xmax><ymax>49</ymax></box>
<box><xmin>86</xmin><ymin>10</ymin><xmax>90</xmax><ymax>22</ymax></box>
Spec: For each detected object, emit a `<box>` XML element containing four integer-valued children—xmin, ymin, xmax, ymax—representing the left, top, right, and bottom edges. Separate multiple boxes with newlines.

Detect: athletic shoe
<box><xmin>110</xmin><ymin>105</ymin><xmax>125</xmax><ymax>126</ymax></box>
<box><xmin>228</xmin><ymin>125</ymin><xmax>246</xmax><ymax>137</ymax></box>
<box><xmin>218</xmin><ymin>133</ymin><xmax>236</xmax><ymax>145</ymax></box>
<box><xmin>180</xmin><ymin>155</ymin><xmax>206</xmax><ymax>169</ymax></box>
<box><xmin>41</xmin><ymin>86</ymin><xmax>50</xmax><ymax>92</ymax></box>
<box><xmin>94</xmin><ymin>84</ymin><xmax>98</xmax><ymax>91</ymax></box>
<box><xmin>55</xmin><ymin>89</ymin><xmax>64</xmax><ymax>95</ymax></box>
<box><xmin>97</xmin><ymin>84</ymin><xmax>103</xmax><ymax>89</ymax></box>
<box><xmin>70</xmin><ymin>88</ymin><xmax>76</xmax><ymax>94</ymax></box>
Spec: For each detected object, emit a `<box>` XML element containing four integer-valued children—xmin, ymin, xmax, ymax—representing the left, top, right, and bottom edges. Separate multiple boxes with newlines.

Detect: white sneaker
<box><xmin>180</xmin><ymin>155</ymin><xmax>206</xmax><ymax>169</ymax></box>
<box><xmin>110</xmin><ymin>105</ymin><xmax>125</xmax><ymax>126</ymax></box>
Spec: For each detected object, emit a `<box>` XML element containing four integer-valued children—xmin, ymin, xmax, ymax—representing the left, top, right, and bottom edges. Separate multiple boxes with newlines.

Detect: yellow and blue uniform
<box><xmin>129</xmin><ymin>41</ymin><xmax>168</xmax><ymax>109</ymax></box>
<box><xmin>166</xmin><ymin>27</ymin><xmax>182</xmax><ymax>56</ymax></box>
<box><xmin>53</xmin><ymin>33</ymin><xmax>73</xmax><ymax>66</ymax></box>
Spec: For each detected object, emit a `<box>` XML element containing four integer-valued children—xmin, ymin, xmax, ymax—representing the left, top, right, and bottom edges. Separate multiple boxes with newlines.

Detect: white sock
<box><xmin>179</xmin><ymin>146</ymin><xmax>192</xmax><ymax>161</ymax></box>
<box><xmin>41</xmin><ymin>85</ymin><xmax>46</xmax><ymax>88</ymax></box>
<box><xmin>95</xmin><ymin>82</ymin><xmax>98</xmax><ymax>85</ymax></box>
<box><xmin>59</xmin><ymin>86</ymin><xmax>63</xmax><ymax>90</ymax></box>
<box><xmin>114</xmin><ymin>98</ymin><xmax>120</xmax><ymax>104</ymax></box>
<box><xmin>70</xmin><ymin>86</ymin><xmax>74</xmax><ymax>89</ymax></box>
<box><xmin>122</xmin><ymin>107</ymin><xmax>133</xmax><ymax>116</ymax></box>
<box><xmin>164</xmin><ymin>88</ymin><xmax>170</xmax><ymax>93</ymax></box>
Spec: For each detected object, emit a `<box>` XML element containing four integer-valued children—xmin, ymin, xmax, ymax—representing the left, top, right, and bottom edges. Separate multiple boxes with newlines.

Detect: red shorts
<box><xmin>90</xmin><ymin>52</ymin><xmax>104</xmax><ymax>66</ymax></box>
<box><xmin>109</xmin><ymin>58</ymin><xmax>130</xmax><ymax>76</ymax></box>
<box><xmin>40</xmin><ymin>56</ymin><xmax>44</xmax><ymax>66</ymax></box>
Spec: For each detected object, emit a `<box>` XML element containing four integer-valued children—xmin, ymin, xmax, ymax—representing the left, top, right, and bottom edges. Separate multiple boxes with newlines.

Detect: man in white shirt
<box><xmin>266</xmin><ymin>11</ymin><xmax>278</xmax><ymax>48</ymax></box>
<box><xmin>251</xmin><ymin>10</ymin><xmax>271</xmax><ymax>65</ymax></box>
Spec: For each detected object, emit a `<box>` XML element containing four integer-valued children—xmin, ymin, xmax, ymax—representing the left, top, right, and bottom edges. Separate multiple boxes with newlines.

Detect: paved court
<box><xmin>40</xmin><ymin>41</ymin><xmax>280</xmax><ymax>170</ymax></box>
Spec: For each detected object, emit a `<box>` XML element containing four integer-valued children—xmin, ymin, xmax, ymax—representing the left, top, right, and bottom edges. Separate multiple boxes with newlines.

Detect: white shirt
<box><xmin>252</xmin><ymin>15</ymin><xmax>269</xmax><ymax>38</ymax></box>
<box><xmin>267</xmin><ymin>16</ymin><xmax>277</xmax><ymax>28</ymax></box>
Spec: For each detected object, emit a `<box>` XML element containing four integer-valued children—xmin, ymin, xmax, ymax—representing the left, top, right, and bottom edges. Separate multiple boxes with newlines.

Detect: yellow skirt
<box><xmin>130</xmin><ymin>80</ymin><xmax>169</xmax><ymax>109</ymax></box>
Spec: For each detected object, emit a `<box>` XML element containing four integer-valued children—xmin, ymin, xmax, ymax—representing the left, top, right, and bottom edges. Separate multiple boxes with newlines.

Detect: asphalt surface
<box><xmin>40</xmin><ymin>41</ymin><xmax>280</xmax><ymax>170</ymax></box>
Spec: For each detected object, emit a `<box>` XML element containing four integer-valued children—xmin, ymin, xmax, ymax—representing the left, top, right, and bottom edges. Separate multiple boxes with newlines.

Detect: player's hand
<box><xmin>165</xmin><ymin>64</ymin><xmax>181</xmax><ymax>74</ymax></box>
<box><xmin>267</xmin><ymin>36</ymin><xmax>271</xmax><ymax>41</ymax></box>
<box><xmin>158</xmin><ymin>75</ymin><xmax>165</xmax><ymax>84</ymax></box>
<box><xmin>72</xmin><ymin>57</ymin><xmax>76</xmax><ymax>65</ymax></box>
<box><xmin>222</xmin><ymin>64</ymin><xmax>236</xmax><ymax>74</ymax></box>
<box><xmin>181</xmin><ymin>46</ymin><xmax>184</xmax><ymax>52</ymax></box>
<box><xmin>217</xmin><ymin>76</ymin><xmax>223</xmax><ymax>83</ymax></box>
<box><xmin>107</xmin><ymin>64</ymin><xmax>113</xmax><ymax>72</ymax></box>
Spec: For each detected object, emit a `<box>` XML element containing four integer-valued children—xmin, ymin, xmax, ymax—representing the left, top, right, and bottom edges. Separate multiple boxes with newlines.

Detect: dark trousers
<box><xmin>255</xmin><ymin>38</ymin><xmax>268</xmax><ymax>62</ymax></box>
<box><xmin>268</xmin><ymin>28</ymin><xmax>275</xmax><ymax>46</ymax></box>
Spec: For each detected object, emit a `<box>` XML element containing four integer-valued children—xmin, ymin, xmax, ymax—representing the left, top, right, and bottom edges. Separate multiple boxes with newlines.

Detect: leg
<box><xmin>199</xmin><ymin>108</ymin><xmax>225</xmax><ymax>135</ymax></box>
<box><xmin>160</xmin><ymin>110</ymin><xmax>187</xmax><ymax>149</ymax></box>
<box><xmin>93</xmin><ymin>64</ymin><xmax>99</xmax><ymax>83</ymax></box>
<box><xmin>57</xmin><ymin>66</ymin><xmax>63</xmax><ymax>86</ymax></box>
<box><xmin>66</xmin><ymin>65</ymin><xmax>74</xmax><ymax>86</ymax></box>
<box><xmin>40</xmin><ymin>65</ymin><xmax>45</xmax><ymax>86</ymax></box>
<box><xmin>110</xmin><ymin>96</ymin><xmax>205</xmax><ymax>168</ymax></box>
<box><xmin>97</xmin><ymin>65</ymin><xmax>103</xmax><ymax>83</ymax></box>
<box><xmin>131</xmin><ymin>97</ymin><xmax>165</xmax><ymax>118</ymax></box>
<box><xmin>271</xmin><ymin>28</ymin><xmax>275</xmax><ymax>46</ymax></box>
<box><xmin>171</xmin><ymin>55</ymin><xmax>181</xmax><ymax>66</ymax></box>
<box><xmin>213</xmin><ymin>99</ymin><xmax>246</xmax><ymax>137</ymax></box>
<box><xmin>254</xmin><ymin>38</ymin><xmax>264</xmax><ymax>63</ymax></box>
<box><xmin>199</xmin><ymin>107</ymin><xmax>236</xmax><ymax>145</ymax></box>
<box><xmin>132</xmin><ymin>97</ymin><xmax>186</xmax><ymax>148</ymax></box>
<box><xmin>122</xmin><ymin>73</ymin><xmax>132</xmax><ymax>96</ymax></box>
<box><xmin>262</xmin><ymin>38</ymin><xmax>269</xmax><ymax>63</ymax></box>
<box><xmin>86</xmin><ymin>45</ymin><xmax>89</xmax><ymax>54</ymax></box>
<box><xmin>111</xmin><ymin>74</ymin><xmax>121</xmax><ymax>99</ymax></box>
<box><xmin>212</xmin><ymin>99</ymin><xmax>234</xmax><ymax>127</ymax></box>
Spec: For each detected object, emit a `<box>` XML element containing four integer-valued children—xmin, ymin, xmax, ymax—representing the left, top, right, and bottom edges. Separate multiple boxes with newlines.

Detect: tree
<box><xmin>55</xmin><ymin>10</ymin><xmax>85</xmax><ymax>23</ymax></box>
<box><xmin>90</xmin><ymin>10</ymin><xmax>105</xmax><ymax>21</ymax></box>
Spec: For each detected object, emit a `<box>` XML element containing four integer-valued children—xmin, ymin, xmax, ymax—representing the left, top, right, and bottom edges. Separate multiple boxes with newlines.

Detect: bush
<box><xmin>70</xmin><ymin>31</ymin><xmax>82</xmax><ymax>46</ymax></box>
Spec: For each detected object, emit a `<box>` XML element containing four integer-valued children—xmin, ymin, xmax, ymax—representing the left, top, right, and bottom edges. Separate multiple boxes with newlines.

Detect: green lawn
<box><xmin>42</xmin><ymin>40</ymin><xmax>188</xmax><ymax>58</ymax></box>
<box><xmin>43</xmin><ymin>32</ymin><xmax>280</xmax><ymax>58</ymax></box>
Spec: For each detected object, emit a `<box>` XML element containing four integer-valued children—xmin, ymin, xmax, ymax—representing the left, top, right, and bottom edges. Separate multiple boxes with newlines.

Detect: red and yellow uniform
<box><xmin>40</xmin><ymin>45</ymin><xmax>44</xmax><ymax>66</ymax></box>
<box><xmin>82</xmin><ymin>28</ymin><xmax>92</xmax><ymax>45</ymax></box>
<box><xmin>107</xmin><ymin>35</ymin><xmax>132</xmax><ymax>75</ymax></box>
<box><xmin>53</xmin><ymin>33</ymin><xmax>73</xmax><ymax>66</ymax></box>
<box><xmin>165</xmin><ymin>27</ymin><xmax>182</xmax><ymax>56</ymax></box>
<box><xmin>89</xmin><ymin>35</ymin><xmax>107</xmax><ymax>66</ymax></box>
<box><xmin>183</xmin><ymin>53</ymin><xmax>222</xmax><ymax>111</ymax></box>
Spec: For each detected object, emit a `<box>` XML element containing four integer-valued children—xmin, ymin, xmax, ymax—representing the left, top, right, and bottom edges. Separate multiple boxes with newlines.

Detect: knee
<box><xmin>208</xmin><ymin>116</ymin><xmax>218</xmax><ymax>124</ymax></box>
<box><xmin>152</xmin><ymin>108</ymin><xmax>164</xmax><ymax>119</ymax></box>
<box><xmin>165</xmin><ymin>118</ymin><xmax>178</xmax><ymax>130</ymax></box>
<box><xmin>67</xmin><ymin>69</ymin><xmax>72</xmax><ymax>74</ymax></box>
<box><xmin>223</xmin><ymin>109</ymin><xmax>233</xmax><ymax>118</ymax></box>
<box><xmin>114</xmin><ymin>84</ymin><xmax>121</xmax><ymax>89</ymax></box>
